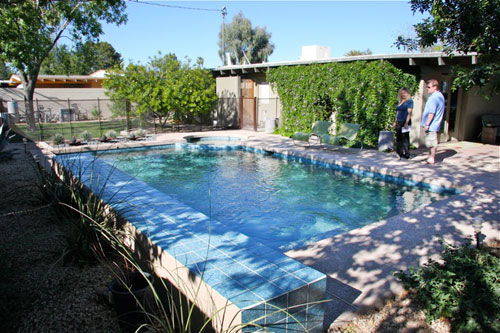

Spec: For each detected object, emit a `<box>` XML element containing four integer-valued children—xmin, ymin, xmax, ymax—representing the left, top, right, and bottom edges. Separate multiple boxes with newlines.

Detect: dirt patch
<box><xmin>0</xmin><ymin>144</ymin><xmax>120</xmax><ymax>332</ymax></box>
<box><xmin>330</xmin><ymin>291</ymin><xmax>450</xmax><ymax>332</ymax></box>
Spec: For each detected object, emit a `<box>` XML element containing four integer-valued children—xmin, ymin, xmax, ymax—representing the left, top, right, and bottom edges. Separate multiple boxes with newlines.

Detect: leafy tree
<box><xmin>344</xmin><ymin>49</ymin><xmax>373</xmax><ymax>57</ymax></box>
<box><xmin>395</xmin><ymin>0</ymin><xmax>500</xmax><ymax>97</ymax></box>
<box><xmin>41</xmin><ymin>41</ymin><xmax>122</xmax><ymax>75</ymax></box>
<box><xmin>394</xmin><ymin>27</ymin><xmax>443</xmax><ymax>53</ymax></box>
<box><xmin>39</xmin><ymin>44</ymin><xmax>75</xmax><ymax>75</ymax></box>
<box><xmin>219</xmin><ymin>12</ymin><xmax>274</xmax><ymax>65</ymax></box>
<box><xmin>0</xmin><ymin>60</ymin><xmax>13</xmax><ymax>80</ymax></box>
<box><xmin>0</xmin><ymin>0</ymin><xmax>127</xmax><ymax>129</ymax></box>
<box><xmin>174</xmin><ymin>58</ymin><xmax>218</xmax><ymax>125</ymax></box>
<box><xmin>76</xmin><ymin>41</ymin><xmax>122</xmax><ymax>73</ymax></box>
<box><xmin>103</xmin><ymin>54</ymin><xmax>217</xmax><ymax>128</ymax></box>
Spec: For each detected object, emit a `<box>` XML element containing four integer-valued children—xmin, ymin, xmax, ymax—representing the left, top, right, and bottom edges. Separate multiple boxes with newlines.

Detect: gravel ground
<box><xmin>330</xmin><ymin>290</ymin><xmax>450</xmax><ymax>333</ymax></box>
<box><xmin>0</xmin><ymin>143</ymin><xmax>450</xmax><ymax>333</ymax></box>
<box><xmin>0</xmin><ymin>144</ymin><xmax>120</xmax><ymax>332</ymax></box>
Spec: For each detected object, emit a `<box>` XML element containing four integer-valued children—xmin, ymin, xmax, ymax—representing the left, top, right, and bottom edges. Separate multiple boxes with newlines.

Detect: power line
<box><xmin>128</xmin><ymin>0</ymin><xmax>221</xmax><ymax>12</ymax></box>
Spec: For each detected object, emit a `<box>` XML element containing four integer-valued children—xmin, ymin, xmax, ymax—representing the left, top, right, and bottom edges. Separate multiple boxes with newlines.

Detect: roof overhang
<box><xmin>211</xmin><ymin>52</ymin><xmax>479</xmax><ymax>76</ymax></box>
<box><xmin>7</xmin><ymin>74</ymin><xmax>103</xmax><ymax>87</ymax></box>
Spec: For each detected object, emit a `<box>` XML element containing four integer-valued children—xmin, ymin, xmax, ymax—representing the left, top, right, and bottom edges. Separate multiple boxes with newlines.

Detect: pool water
<box><xmin>99</xmin><ymin>146</ymin><xmax>452</xmax><ymax>250</ymax></box>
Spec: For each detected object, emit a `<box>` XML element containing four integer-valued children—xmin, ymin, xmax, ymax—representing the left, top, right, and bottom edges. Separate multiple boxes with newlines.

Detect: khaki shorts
<box><xmin>425</xmin><ymin>131</ymin><xmax>438</xmax><ymax>148</ymax></box>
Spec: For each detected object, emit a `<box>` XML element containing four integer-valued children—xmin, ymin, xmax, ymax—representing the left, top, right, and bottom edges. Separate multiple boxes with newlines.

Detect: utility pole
<box><xmin>221</xmin><ymin>6</ymin><xmax>227</xmax><ymax>66</ymax></box>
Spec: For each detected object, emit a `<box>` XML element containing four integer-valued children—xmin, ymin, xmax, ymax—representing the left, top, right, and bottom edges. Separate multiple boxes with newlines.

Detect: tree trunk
<box><xmin>21</xmin><ymin>73</ymin><xmax>38</xmax><ymax>131</ymax></box>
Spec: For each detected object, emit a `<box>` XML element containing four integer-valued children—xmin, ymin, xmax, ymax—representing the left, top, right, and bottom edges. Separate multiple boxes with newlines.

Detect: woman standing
<box><xmin>394</xmin><ymin>87</ymin><xmax>413</xmax><ymax>159</ymax></box>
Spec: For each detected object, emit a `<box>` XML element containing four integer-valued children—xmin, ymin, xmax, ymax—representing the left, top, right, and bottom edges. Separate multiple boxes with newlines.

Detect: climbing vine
<box><xmin>267</xmin><ymin>61</ymin><xmax>417</xmax><ymax>146</ymax></box>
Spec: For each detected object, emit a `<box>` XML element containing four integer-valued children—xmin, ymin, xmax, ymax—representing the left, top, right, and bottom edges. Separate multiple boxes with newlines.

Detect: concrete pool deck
<box><xmin>44</xmin><ymin>129</ymin><xmax>499</xmax><ymax>330</ymax></box>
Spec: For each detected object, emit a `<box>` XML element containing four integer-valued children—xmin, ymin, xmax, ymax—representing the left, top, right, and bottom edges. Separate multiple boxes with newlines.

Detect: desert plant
<box><xmin>0</xmin><ymin>123</ymin><xmax>15</xmax><ymax>161</ymax></box>
<box><xmin>81</xmin><ymin>130</ymin><xmax>92</xmax><ymax>142</ymax></box>
<box><xmin>105</xmin><ymin>129</ymin><xmax>117</xmax><ymax>139</ymax></box>
<box><xmin>32</xmin><ymin>153</ymin><xmax>128</xmax><ymax>263</ymax></box>
<box><xmin>53</xmin><ymin>133</ymin><xmax>64</xmax><ymax>145</ymax></box>
<box><xmin>135</xmin><ymin>129</ymin><xmax>145</xmax><ymax>137</ymax></box>
<box><xmin>91</xmin><ymin>106</ymin><xmax>102</xmax><ymax>120</ymax></box>
<box><xmin>395</xmin><ymin>239</ymin><xmax>500</xmax><ymax>332</ymax></box>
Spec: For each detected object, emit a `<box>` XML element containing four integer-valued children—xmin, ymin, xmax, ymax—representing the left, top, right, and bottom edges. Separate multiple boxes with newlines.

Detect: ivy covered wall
<box><xmin>267</xmin><ymin>61</ymin><xmax>417</xmax><ymax>146</ymax></box>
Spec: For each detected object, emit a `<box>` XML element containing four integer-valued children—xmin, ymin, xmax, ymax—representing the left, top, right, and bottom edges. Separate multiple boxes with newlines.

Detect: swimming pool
<box><xmin>98</xmin><ymin>144</ymin><xmax>454</xmax><ymax>251</ymax></box>
<box><xmin>56</xmin><ymin>141</ymin><xmax>459</xmax><ymax>331</ymax></box>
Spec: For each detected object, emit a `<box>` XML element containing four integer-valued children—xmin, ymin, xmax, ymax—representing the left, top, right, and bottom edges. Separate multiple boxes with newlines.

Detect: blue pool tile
<box><xmin>241</xmin><ymin>302</ymin><xmax>266</xmax><ymax>328</ymax></box>
<box><xmin>291</xmin><ymin>267</ymin><xmax>325</xmax><ymax>283</ymax></box>
<box><xmin>231</xmin><ymin>291</ymin><xmax>265</xmax><ymax>310</ymax></box>
<box><xmin>186</xmin><ymin>260</ymin><xmax>208</xmax><ymax>274</ymax></box>
<box><xmin>231</xmin><ymin>273</ymin><xmax>270</xmax><ymax>291</ymax></box>
<box><xmin>214</xmin><ymin>277</ymin><xmax>249</xmax><ymax>299</ymax></box>
<box><xmin>306</xmin><ymin>278</ymin><xmax>327</xmax><ymax>304</ymax></box>
<box><xmin>264</xmin><ymin>296</ymin><xmax>289</xmax><ymax>329</ymax></box>
<box><xmin>306</xmin><ymin>303</ymin><xmax>326</xmax><ymax>331</ymax></box>
<box><xmin>271</xmin><ymin>276</ymin><xmax>308</xmax><ymax>295</ymax></box>
<box><xmin>200</xmin><ymin>268</ymin><xmax>230</xmax><ymax>286</ymax></box>
<box><xmin>246</xmin><ymin>282</ymin><xmax>287</xmax><ymax>302</ymax></box>
<box><xmin>218</xmin><ymin>262</ymin><xmax>255</xmax><ymax>278</ymax></box>
<box><xmin>286</xmin><ymin>285</ymin><xmax>309</xmax><ymax>314</ymax></box>
<box><xmin>255</xmin><ymin>265</ymin><xmax>290</xmax><ymax>282</ymax></box>
<box><xmin>275</xmin><ymin>257</ymin><xmax>309</xmax><ymax>274</ymax></box>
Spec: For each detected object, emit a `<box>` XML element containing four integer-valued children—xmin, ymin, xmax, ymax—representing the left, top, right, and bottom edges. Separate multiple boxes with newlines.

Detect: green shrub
<box><xmin>81</xmin><ymin>130</ymin><xmax>92</xmax><ymax>142</ymax></box>
<box><xmin>91</xmin><ymin>106</ymin><xmax>102</xmax><ymax>120</ymax></box>
<box><xmin>105</xmin><ymin>130</ymin><xmax>117</xmax><ymax>139</ymax></box>
<box><xmin>135</xmin><ymin>129</ymin><xmax>146</xmax><ymax>137</ymax></box>
<box><xmin>395</xmin><ymin>239</ymin><xmax>500</xmax><ymax>332</ymax></box>
<box><xmin>53</xmin><ymin>133</ymin><xmax>64</xmax><ymax>145</ymax></box>
<box><xmin>267</xmin><ymin>61</ymin><xmax>417</xmax><ymax>146</ymax></box>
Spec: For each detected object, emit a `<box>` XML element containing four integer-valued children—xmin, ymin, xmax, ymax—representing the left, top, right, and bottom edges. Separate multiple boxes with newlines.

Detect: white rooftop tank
<box><xmin>300</xmin><ymin>45</ymin><xmax>331</xmax><ymax>61</ymax></box>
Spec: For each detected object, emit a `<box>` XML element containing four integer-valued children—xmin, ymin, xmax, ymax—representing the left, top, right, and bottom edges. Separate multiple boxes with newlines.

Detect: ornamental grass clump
<box><xmin>105</xmin><ymin>130</ymin><xmax>117</xmax><ymax>140</ymax></box>
<box><xmin>395</xmin><ymin>239</ymin><xmax>500</xmax><ymax>332</ymax></box>
<box><xmin>53</xmin><ymin>133</ymin><xmax>64</xmax><ymax>145</ymax></box>
<box><xmin>81</xmin><ymin>130</ymin><xmax>92</xmax><ymax>142</ymax></box>
<box><xmin>32</xmin><ymin>153</ymin><xmax>127</xmax><ymax>263</ymax></box>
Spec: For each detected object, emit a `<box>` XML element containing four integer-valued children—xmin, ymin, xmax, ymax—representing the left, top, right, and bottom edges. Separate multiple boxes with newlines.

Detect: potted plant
<box><xmin>105</xmin><ymin>130</ymin><xmax>117</xmax><ymax>141</ymax></box>
<box><xmin>81</xmin><ymin>130</ymin><xmax>92</xmax><ymax>143</ymax></box>
<box><xmin>69</xmin><ymin>136</ymin><xmax>81</xmax><ymax>146</ymax></box>
<box><xmin>53</xmin><ymin>133</ymin><xmax>65</xmax><ymax>146</ymax></box>
<box><xmin>108</xmin><ymin>270</ymin><xmax>154</xmax><ymax>332</ymax></box>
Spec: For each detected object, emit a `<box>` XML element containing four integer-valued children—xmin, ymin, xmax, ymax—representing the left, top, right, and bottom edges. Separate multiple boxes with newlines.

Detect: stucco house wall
<box><xmin>212</xmin><ymin>52</ymin><xmax>498</xmax><ymax>146</ymax></box>
<box><xmin>215</xmin><ymin>76</ymin><xmax>240</xmax><ymax>128</ymax></box>
<box><xmin>459</xmin><ymin>88</ymin><xmax>500</xmax><ymax>141</ymax></box>
<box><xmin>0</xmin><ymin>87</ymin><xmax>113</xmax><ymax>119</ymax></box>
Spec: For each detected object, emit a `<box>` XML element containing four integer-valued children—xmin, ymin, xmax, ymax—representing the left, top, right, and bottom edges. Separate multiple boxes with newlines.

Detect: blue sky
<box><xmin>99</xmin><ymin>1</ymin><xmax>426</xmax><ymax>69</ymax></box>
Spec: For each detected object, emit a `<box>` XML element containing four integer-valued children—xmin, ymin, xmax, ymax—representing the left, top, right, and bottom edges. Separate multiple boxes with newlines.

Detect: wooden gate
<box><xmin>240</xmin><ymin>79</ymin><xmax>256</xmax><ymax>131</ymax></box>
